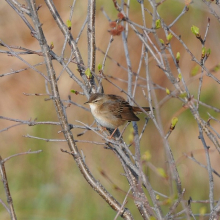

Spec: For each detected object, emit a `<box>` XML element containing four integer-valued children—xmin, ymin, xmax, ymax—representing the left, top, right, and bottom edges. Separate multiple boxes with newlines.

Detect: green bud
<box><xmin>191</xmin><ymin>65</ymin><xmax>199</xmax><ymax>76</ymax></box>
<box><xmin>155</xmin><ymin>19</ymin><xmax>161</xmax><ymax>29</ymax></box>
<box><xmin>159</xmin><ymin>39</ymin><xmax>164</xmax><ymax>45</ymax></box>
<box><xmin>171</xmin><ymin>117</ymin><xmax>178</xmax><ymax>129</ymax></box>
<box><xmin>166</xmin><ymin>33</ymin><xmax>173</xmax><ymax>42</ymax></box>
<box><xmin>66</xmin><ymin>20</ymin><xmax>71</xmax><ymax>29</ymax></box>
<box><xmin>176</xmin><ymin>52</ymin><xmax>180</xmax><ymax>61</ymax></box>
<box><xmin>166</xmin><ymin>88</ymin><xmax>170</xmax><ymax>95</ymax></box>
<box><xmin>97</xmin><ymin>63</ymin><xmax>102</xmax><ymax>71</ymax></box>
<box><xmin>214</xmin><ymin>65</ymin><xmax>220</xmax><ymax>72</ymax></box>
<box><xmin>199</xmin><ymin>206</ymin><xmax>207</xmax><ymax>216</ymax></box>
<box><xmin>85</xmin><ymin>68</ymin><xmax>92</xmax><ymax>79</ymax></box>
<box><xmin>178</xmin><ymin>73</ymin><xmax>182</xmax><ymax>80</ymax></box>
<box><xmin>202</xmin><ymin>47</ymin><xmax>206</xmax><ymax>57</ymax></box>
<box><xmin>206</xmin><ymin>48</ymin><xmax>211</xmax><ymax>56</ymax></box>
<box><xmin>50</xmin><ymin>42</ymin><xmax>54</xmax><ymax>49</ymax></box>
<box><xmin>141</xmin><ymin>151</ymin><xmax>151</xmax><ymax>161</ymax></box>
<box><xmin>191</xmin><ymin>25</ymin><xmax>199</xmax><ymax>36</ymax></box>
<box><xmin>179</xmin><ymin>92</ymin><xmax>187</xmax><ymax>98</ymax></box>
<box><xmin>157</xmin><ymin>168</ymin><xmax>167</xmax><ymax>178</ymax></box>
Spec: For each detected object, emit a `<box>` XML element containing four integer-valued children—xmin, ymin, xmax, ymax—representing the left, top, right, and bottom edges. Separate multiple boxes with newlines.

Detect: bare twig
<box><xmin>0</xmin><ymin>155</ymin><xmax>17</xmax><ymax>220</ymax></box>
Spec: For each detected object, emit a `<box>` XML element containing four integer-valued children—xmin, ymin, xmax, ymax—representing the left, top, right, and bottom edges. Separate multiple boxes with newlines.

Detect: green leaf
<box><xmin>178</xmin><ymin>73</ymin><xmax>182</xmax><ymax>80</ymax></box>
<box><xmin>71</xmin><ymin>90</ymin><xmax>76</xmax><ymax>94</ymax></box>
<box><xmin>66</xmin><ymin>20</ymin><xmax>71</xmax><ymax>29</ymax></box>
<box><xmin>155</xmin><ymin>19</ymin><xmax>161</xmax><ymax>29</ymax></box>
<box><xmin>166</xmin><ymin>33</ymin><xmax>173</xmax><ymax>41</ymax></box>
<box><xmin>85</xmin><ymin>68</ymin><xmax>92</xmax><ymax>79</ymax></box>
<box><xmin>191</xmin><ymin>25</ymin><xmax>199</xmax><ymax>36</ymax></box>
<box><xmin>97</xmin><ymin>63</ymin><xmax>102</xmax><ymax>71</ymax></box>
<box><xmin>159</xmin><ymin>39</ymin><xmax>164</xmax><ymax>45</ymax></box>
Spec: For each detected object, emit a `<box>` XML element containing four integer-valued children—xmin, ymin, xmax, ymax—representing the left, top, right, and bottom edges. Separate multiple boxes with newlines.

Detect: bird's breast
<box><xmin>89</xmin><ymin>103</ymin><xmax>122</xmax><ymax>129</ymax></box>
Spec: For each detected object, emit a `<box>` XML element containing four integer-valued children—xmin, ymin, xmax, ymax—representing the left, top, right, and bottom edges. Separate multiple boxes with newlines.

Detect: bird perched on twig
<box><xmin>85</xmin><ymin>93</ymin><xmax>152</xmax><ymax>138</ymax></box>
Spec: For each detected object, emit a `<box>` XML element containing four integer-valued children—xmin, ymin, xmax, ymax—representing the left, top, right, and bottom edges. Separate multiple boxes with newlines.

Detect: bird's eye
<box><xmin>93</xmin><ymin>100</ymin><xmax>98</xmax><ymax>103</ymax></box>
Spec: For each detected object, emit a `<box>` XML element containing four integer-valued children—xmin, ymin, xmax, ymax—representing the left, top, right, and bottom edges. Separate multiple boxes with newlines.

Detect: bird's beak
<box><xmin>84</xmin><ymin>101</ymin><xmax>90</xmax><ymax>104</ymax></box>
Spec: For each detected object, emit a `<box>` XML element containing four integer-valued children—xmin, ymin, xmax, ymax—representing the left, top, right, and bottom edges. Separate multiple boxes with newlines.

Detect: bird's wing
<box><xmin>101</xmin><ymin>100</ymin><xmax>139</xmax><ymax>121</ymax></box>
<box><xmin>100</xmin><ymin>95</ymin><xmax>139</xmax><ymax>121</ymax></box>
<box><xmin>119</xmin><ymin>100</ymin><xmax>140</xmax><ymax>121</ymax></box>
<box><xmin>99</xmin><ymin>101</ymin><xmax>122</xmax><ymax>119</ymax></box>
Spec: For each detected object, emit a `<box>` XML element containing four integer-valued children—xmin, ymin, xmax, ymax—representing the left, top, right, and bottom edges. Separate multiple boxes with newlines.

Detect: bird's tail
<box><xmin>132</xmin><ymin>106</ymin><xmax>152</xmax><ymax>113</ymax></box>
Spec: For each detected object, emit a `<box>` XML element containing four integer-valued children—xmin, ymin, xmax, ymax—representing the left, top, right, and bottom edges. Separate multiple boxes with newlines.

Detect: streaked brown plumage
<box><xmin>85</xmin><ymin>93</ymin><xmax>151</xmax><ymax>137</ymax></box>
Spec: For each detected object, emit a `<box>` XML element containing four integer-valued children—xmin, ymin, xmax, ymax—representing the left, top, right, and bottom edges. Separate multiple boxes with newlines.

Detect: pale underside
<box><xmin>89</xmin><ymin>100</ymin><xmax>139</xmax><ymax>129</ymax></box>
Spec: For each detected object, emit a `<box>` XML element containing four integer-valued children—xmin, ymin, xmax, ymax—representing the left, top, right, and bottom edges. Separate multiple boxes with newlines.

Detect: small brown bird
<box><xmin>85</xmin><ymin>93</ymin><xmax>152</xmax><ymax>138</ymax></box>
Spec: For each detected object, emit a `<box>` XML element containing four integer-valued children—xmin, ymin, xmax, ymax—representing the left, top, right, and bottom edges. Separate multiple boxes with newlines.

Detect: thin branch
<box><xmin>168</xmin><ymin>6</ymin><xmax>188</xmax><ymax>28</ymax></box>
<box><xmin>184</xmin><ymin>153</ymin><xmax>220</xmax><ymax>178</ymax></box>
<box><xmin>165</xmin><ymin>189</ymin><xmax>186</xmax><ymax>219</ymax></box>
<box><xmin>0</xmin><ymin>155</ymin><xmax>17</xmax><ymax>220</ymax></box>
<box><xmin>198</xmin><ymin>126</ymin><xmax>214</xmax><ymax>210</ymax></box>
<box><xmin>114</xmin><ymin>187</ymin><xmax>132</xmax><ymax>220</ymax></box>
<box><xmin>87</xmin><ymin>0</ymin><xmax>96</xmax><ymax>76</ymax></box>
<box><xmin>0</xmin><ymin>40</ymin><xmax>49</xmax><ymax>81</ymax></box>
<box><xmin>2</xmin><ymin>150</ymin><xmax>42</xmax><ymax>164</ymax></box>
<box><xmin>0</xmin><ymin>198</ymin><xmax>10</xmax><ymax>214</ymax></box>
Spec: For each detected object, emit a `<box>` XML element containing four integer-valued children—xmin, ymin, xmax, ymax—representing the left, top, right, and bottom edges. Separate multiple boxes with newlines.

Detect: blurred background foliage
<box><xmin>0</xmin><ymin>0</ymin><xmax>220</xmax><ymax>219</ymax></box>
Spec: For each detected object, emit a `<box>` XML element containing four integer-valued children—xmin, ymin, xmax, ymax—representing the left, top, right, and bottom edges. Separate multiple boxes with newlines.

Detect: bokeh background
<box><xmin>0</xmin><ymin>0</ymin><xmax>220</xmax><ymax>219</ymax></box>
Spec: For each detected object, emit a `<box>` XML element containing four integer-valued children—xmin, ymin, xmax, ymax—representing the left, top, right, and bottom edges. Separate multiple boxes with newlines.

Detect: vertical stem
<box><xmin>0</xmin><ymin>156</ymin><xmax>17</xmax><ymax>220</ymax></box>
<box><xmin>87</xmin><ymin>0</ymin><xmax>96</xmax><ymax>92</ymax></box>
<box><xmin>199</xmin><ymin>126</ymin><xmax>214</xmax><ymax>210</ymax></box>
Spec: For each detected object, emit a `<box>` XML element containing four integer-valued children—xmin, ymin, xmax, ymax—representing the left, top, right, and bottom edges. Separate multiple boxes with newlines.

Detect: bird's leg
<box><xmin>99</xmin><ymin>126</ymin><xmax>111</xmax><ymax>140</ymax></box>
<box><xmin>99</xmin><ymin>126</ymin><xmax>108</xmax><ymax>136</ymax></box>
<box><xmin>99</xmin><ymin>126</ymin><xmax>107</xmax><ymax>132</ymax></box>
<box><xmin>108</xmin><ymin>127</ymin><xmax>118</xmax><ymax>139</ymax></box>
